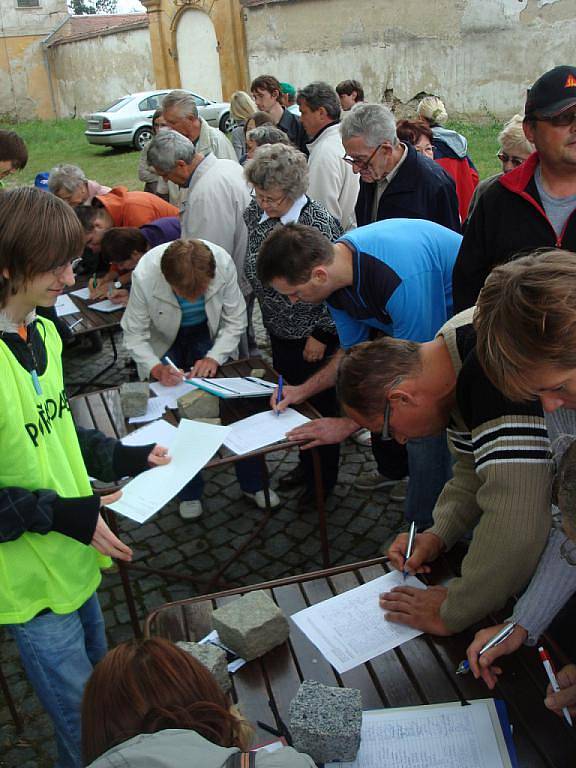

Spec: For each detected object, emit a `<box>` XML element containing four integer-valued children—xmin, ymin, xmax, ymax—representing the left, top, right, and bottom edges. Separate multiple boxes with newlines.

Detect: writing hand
<box><xmin>466</xmin><ymin>623</ymin><xmax>527</xmax><ymax>689</ymax></box>
<box><xmin>545</xmin><ymin>663</ymin><xmax>576</xmax><ymax>717</ymax></box>
<box><xmin>150</xmin><ymin>362</ymin><xmax>184</xmax><ymax>387</ymax></box>
<box><xmin>270</xmin><ymin>383</ymin><xmax>304</xmax><ymax>413</ymax></box>
<box><xmin>387</xmin><ymin>531</ymin><xmax>444</xmax><ymax>575</ymax></box>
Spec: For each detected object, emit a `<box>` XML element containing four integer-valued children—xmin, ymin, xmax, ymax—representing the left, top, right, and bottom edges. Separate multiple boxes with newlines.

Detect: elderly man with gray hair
<box><xmin>48</xmin><ymin>163</ymin><xmax>110</xmax><ymax>206</ymax></box>
<box><xmin>341</xmin><ymin>103</ymin><xmax>459</xmax><ymax>231</ymax></box>
<box><xmin>147</xmin><ymin>129</ymin><xmax>251</xmax><ymax>293</ymax></box>
<box><xmin>162</xmin><ymin>89</ymin><xmax>237</xmax><ymax>162</ymax></box>
<box><xmin>297</xmin><ymin>81</ymin><xmax>358</xmax><ymax>231</ymax></box>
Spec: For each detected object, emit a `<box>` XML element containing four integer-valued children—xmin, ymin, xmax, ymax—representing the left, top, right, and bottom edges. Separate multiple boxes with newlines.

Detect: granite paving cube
<box><xmin>119</xmin><ymin>382</ymin><xmax>149</xmax><ymax>417</ymax></box>
<box><xmin>177</xmin><ymin>641</ymin><xmax>231</xmax><ymax>692</ymax></box>
<box><xmin>212</xmin><ymin>591</ymin><xmax>289</xmax><ymax>661</ymax></box>
<box><xmin>178</xmin><ymin>389</ymin><xmax>220</xmax><ymax>420</ymax></box>
<box><xmin>289</xmin><ymin>680</ymin><xmax>362</xmax><ymax>763</ymax></box>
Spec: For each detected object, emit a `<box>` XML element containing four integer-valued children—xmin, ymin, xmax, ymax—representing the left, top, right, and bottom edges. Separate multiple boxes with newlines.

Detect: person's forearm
<box><xmin>511</xmin><ymin>526</ymin><xmax>576</xmax><ymax>644</ymax></box>
<box><xmin>298</xmin><ymin>349</ymin><xmax>343</xmax><ymax>399</ymax></box>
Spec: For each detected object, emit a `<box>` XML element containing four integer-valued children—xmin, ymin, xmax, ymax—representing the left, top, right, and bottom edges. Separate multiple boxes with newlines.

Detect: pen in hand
<box><xmin>275</xmin><ymin>375</ymin><xmax>283</xmax><ymax>417</ymax></box>
<box><xmin>163</xmin><ymin>356</ymin><xmax>184</xmax><ymax>380</ymax></box>
<box><xmin>456</xmin><ymin>622</ymin><xmax>517</xmax><ymax>675</ymax></box>
<box><xmin>403</xmin><ymin>521</ymin><xmax>416</xmax><ymax>581</ymax></box>
<box><xmin>540</xmin><ymin>646</ymin><xmax>573</xmax><ymax>727</ymax></box>
<box><xmin>92</xmin><ymin>273</ymin><xmax>98</xmax><ymax>289</ymax></box>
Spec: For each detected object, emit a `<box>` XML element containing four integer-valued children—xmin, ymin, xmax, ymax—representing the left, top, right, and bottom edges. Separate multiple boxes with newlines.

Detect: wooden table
<box><xmin>146</xmin><ymin>556</ymin><xmax>576</xmax><ymax>767</ymax></box>
<box><xmin>70</xmin><ymin>357</ymin><xmax>329</xmax><ymax>635</ymax></box>
<box><xmin>60</xmin><ymin>276</ymin><xmax>125</xmax><ymax>392</ymax></box>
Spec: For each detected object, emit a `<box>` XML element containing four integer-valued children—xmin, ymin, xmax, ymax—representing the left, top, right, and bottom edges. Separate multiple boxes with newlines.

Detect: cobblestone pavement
<box><xmin>0</xmin><ymin>317</ymin><xmax>407</xmax><ymax>767</ymax></box>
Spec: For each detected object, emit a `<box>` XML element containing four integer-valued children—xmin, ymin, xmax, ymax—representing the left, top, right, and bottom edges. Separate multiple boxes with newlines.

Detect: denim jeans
<box><xmin>166</xmin><ymin>323</ymin><xmax>263</xmax><ymax>499</ymax></box>
<box><xmin>8</xmin><ymin>593</ymin><xmax>107</xmax><ymax>768</ymax></box>
<box><xmin>405</xmin><ymin>433</ymin><xmax>453</xmax><ymax>530</ymax></box>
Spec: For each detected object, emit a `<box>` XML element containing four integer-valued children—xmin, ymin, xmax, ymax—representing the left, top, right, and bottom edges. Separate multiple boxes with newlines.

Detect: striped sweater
<box><xmin>428</xmin><ymin>309</ymin><xmax>553</xmax><ymax>631</ymax></box>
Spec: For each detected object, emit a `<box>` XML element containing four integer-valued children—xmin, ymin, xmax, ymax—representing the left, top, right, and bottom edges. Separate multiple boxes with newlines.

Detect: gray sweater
<box><xmin>511</xmin><ymin>407</ymin><xmax>576</xmax><ymax>643</ymax></box>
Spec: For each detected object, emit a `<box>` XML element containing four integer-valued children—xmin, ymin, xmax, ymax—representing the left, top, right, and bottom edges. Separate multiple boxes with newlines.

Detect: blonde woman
<box><xmin>229</xmin><ymin>91</ymin><xmax>257</xmax><ymax>161</ymax></box>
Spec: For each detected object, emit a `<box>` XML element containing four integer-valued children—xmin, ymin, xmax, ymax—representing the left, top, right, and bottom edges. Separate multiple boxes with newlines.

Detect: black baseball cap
<box><xmin>525</xmin><ymin>66</ymin><xmax>576</xmax><ymax>119</ymax></box>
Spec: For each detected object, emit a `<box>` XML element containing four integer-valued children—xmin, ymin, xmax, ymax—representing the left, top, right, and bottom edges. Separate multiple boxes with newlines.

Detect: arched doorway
<box><xmin>176</xmin><ymin>8</ymin><xmax>222</xmax><ymax>101</ymax></box>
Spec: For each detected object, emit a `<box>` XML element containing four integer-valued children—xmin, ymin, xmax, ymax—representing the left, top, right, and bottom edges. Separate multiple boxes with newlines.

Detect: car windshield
<box><xmin>102</xmin><ymin>97</ymin><xmax>132</xmax><ymax>113</ymax></box>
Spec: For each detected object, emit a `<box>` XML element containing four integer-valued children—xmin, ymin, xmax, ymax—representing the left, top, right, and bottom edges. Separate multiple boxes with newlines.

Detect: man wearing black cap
<box><xmin>453</xmin><ymin>65</ymin><xmax>576</xmax><ymax>311</ymax></box>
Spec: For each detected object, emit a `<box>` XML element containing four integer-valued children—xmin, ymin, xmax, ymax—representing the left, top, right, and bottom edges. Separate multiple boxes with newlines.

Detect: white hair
<box><xmin>147</xmin><ymin>130</ymin><xmax>196</xmax><ymax>173</ymax></box>
<box><xmin>417</xmin><ymin>96</ymin><xmax>448</xmax><ymax>126</ymax></box>
<box><xmin>162</xmin><ymin>90</ymin><xmax>198</xmax><ymax>120</ymax></box>
<box><xmin>48</xmin><ymin>164</ymin><xmax>87</xmax><ymax>195</ymax></box>
<box><xmin>341</xmin><ymin>103</ymin><xmax>397</xmax><ymax>148</ymax></box>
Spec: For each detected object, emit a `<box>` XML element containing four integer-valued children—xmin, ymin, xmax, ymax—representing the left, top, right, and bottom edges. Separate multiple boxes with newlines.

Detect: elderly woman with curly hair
<box><xmin>244</xmin><ymin>143</ymin><xmax>343</xmax><ymax>510</ymax></box>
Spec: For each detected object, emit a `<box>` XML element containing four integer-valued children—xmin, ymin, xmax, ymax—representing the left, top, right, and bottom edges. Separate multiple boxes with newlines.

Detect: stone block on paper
<box><xmin>119</xmin><ymin>382</ymin><xmax>149</xmax><ymax>418</ymax></box>
<box><xmin>289</xmin><ymin>680</ymin><xmax>362</xmax><ymax>763</ymax></box>
<box><xmin>177</xmin><ymin>640</ymin><xmax>231</xmax><ymax>692</ymax></box>
<box><xmin>177</xmin><ymin>388</ymin><xmax>219</xmax><ymax>420</ymax></box>
<box><xmin>249</xmin><ymin>368</ymin><xmax>266</xmax><ymax>379</ymax></box>
<box><xmin>212</xmin><ymin>590</ymin><xmax>289</xmax><ymax>661</ymax></box>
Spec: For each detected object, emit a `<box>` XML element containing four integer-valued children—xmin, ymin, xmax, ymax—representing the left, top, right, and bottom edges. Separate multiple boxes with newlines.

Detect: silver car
<box><xmin>84</xmin><ymin>89</ymin><xmax>233</xmax><ymax>150</ymax></box>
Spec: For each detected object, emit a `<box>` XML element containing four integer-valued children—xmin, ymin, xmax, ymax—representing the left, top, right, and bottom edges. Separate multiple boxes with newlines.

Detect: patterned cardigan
<box><xmin>243</xmin><ymin>197</ymin><xmax>343</xmax><ymax>342</ymax></box>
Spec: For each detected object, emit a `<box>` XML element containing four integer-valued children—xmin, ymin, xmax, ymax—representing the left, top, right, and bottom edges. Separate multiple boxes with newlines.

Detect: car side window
<box><xmin>192</xmin><ymin>94</ymin><xmax>207</xmax><ymax>107</ymax></box>
<box><xmin>139</xmin><ymin>96</ymin><xmax>155</xmax><ymax>111</ymax></box>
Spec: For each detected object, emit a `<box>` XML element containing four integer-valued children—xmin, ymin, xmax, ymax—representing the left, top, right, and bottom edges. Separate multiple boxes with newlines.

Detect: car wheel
<box><xmin>133</xmin><ymin>126</ymin><xmax>153</xmax><ymax>150</ymax></box>
<box><xmin>219</xmin><ymin>112</ymin><xmax>235</xmax><ymax>134</ymax></box>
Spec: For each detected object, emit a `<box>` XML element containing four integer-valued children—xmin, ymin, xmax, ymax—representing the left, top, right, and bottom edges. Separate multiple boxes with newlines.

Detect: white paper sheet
<box><xmin>188</xmin><ymin>376</ymin><xmax>277</xmax><ymax>398</ymax></box>
<box><xmin>108</xmin><ymin>419</ymin><xmax>230</xmax><ymax>523</ymax></box>
<box><xmin>90</xmin><ymin>299</ymin><xmax>122</xmax><ymax>313</ymax></box>
<box><xmin>55</xmin><ymin>294</ymin><xmax>78</xmax><ymax>317</ymax></box>
<box><xmin>127</xmin><ymin>396</ymin><xmax>171</xmax><ymax>424</ymax></box>
<box><xmin>290</xmin><ymin>570</ymin><xmax>426</xmax><ymax>673</ymax></box>
<box><xmin>70</xmin><ymin>287</ymin><xmax>91</xmax><ymax>300</ymax></box>
<box><xmin>121</xmin><ymin>420</ymin><xmax>178</xmax><ymax>450</ymax></box>
<box><xmin>327</xmin><ymin>700</ymin><xmax>512</xmax><ymax>768</ymax></box>
<box><xmin>149</xmin><ymin>380</ymin><xmax>197</xmax><ymax>408</ymax></box>
<box><xmin>223</xmin><ymin>408</ymin><xmax>310</xmax><ymax>455</ymax></box>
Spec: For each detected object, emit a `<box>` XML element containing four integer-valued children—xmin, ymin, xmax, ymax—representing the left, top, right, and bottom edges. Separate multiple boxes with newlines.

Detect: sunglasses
<box><xmin>536</xmin><ymin>109</ymin><xmax>576</xmax><ymax>127</ymax></box>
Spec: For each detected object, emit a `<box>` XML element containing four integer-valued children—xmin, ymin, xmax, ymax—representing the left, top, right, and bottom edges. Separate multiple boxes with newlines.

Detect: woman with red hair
<box><xmin>82</xmin><ymin>638</ymin><xmax>315</xmax><ymax>767</ymax></box>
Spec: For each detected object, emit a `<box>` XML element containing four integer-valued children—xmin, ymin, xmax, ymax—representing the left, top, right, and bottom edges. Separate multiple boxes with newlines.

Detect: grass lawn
<box><xmin>1</xmin><ymin>116</ymin><xmax>503</xmax><ymax>190</ymax></box>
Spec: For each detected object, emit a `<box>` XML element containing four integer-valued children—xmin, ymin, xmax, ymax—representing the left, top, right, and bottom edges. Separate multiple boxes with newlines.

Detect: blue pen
<box><xmin>276</xmin><ymin>375</ymin><xmax>283</xmax><ymax>416</ymax></box>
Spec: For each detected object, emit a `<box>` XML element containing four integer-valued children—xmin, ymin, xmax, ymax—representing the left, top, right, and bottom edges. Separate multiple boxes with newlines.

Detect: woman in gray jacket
<box><xmin>82</xmin><ymin>638</ymin><xmax>316</xmax><ymax>768</ymax></box>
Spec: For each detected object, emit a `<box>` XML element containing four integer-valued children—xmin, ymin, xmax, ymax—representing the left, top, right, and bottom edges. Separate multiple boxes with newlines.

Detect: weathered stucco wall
<box><xmin>242</xmin><ymin>0</ymin><xmax>576</xmax><ymax>118</ymax></box>
<box><xmin>48</xmin><ymin>28</ymin><xmax>154</xmax><ymax>117</ymax></box>
<box><xmin>0</xmin><ymin>0</ymin><xmax>68</xmax><ymax>119</ymax></box>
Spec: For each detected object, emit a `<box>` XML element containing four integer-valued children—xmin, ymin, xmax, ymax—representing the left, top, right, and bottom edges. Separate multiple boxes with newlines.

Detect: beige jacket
<box><xmin>121</xmin><ymin>240</ymin><xmax>247</xmax><ymax>379</ymax></box>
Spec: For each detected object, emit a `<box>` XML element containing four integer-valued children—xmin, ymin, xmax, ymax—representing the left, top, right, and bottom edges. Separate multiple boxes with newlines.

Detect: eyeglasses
<box><xmin>536</xmin><ymin>109</ymin><xmax>576</xmax><ymax>127</ymax></box>
<box><xmin>343</xmin><ymin>143</ymin><xmax>383</xmax><ymax>171</ymax></box>
<box><xmin>380</xmin><ymin>376</ymin><xmax>403</xmax><ymax>440</ymax></box>
<box><xmin>253</xmin><ymin>190</ymin><xmax>288</xmax><ymax>208</ymax></box>
<box><xmin>497</xmin><ymin>152</ymin><xmax>526</xmax><ymax>168</ymax></box>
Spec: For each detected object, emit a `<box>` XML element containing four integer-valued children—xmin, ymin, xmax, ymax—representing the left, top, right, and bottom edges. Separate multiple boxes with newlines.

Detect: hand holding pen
<box><xmin>540</xmin><ymin>647</ymin><xmax>573</xmax><ymax>727</ymax></box>
<box><xmin>459</xmin><ymin>622</ymin><xmax>518</xmax><ymax>677</ymax></box>
<box><xmin>274</xmin><ymin>375</ymin><xmax>283</xmax><ymax>416</ymax></box>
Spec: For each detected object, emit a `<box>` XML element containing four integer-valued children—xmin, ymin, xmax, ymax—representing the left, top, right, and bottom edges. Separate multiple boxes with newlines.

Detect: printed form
<box><xmin>108</xmin><ymin>419</ymin><xmax>230</xmax><ymax>523</ymax></box>
<box><xmin>291</xmin><ymin>570</ymin><xmax>426</xmax><ymax>672</ymax></box>
<box><xmin>327</xmin><ymin>700</ymin><xmax>512</xmax><ymax>768</ymax></box>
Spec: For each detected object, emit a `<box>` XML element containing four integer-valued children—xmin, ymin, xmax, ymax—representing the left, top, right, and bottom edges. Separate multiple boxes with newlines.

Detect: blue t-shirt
<box><xmin>176</xmin><ymin>294</ymin><xmax>207</xmax><ymax>327</ymax></box>
<box><xmin>327</xmin><ymin>218</ymin><xmax>462</xmax><ymax>347</ymax></box>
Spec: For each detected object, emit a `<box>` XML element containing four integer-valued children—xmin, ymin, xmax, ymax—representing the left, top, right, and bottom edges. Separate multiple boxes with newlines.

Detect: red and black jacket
<box><xmin>452</xmin><ymin>152</ymin><xmax>576</xmax><ymax>312</ymax></box>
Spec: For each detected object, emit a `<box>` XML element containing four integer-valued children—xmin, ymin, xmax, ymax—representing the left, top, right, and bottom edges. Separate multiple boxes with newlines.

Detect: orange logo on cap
<box><xmin>565</xmin><ymin>74</ymin><xmax>576</xmax><ymax>88</ymax></box>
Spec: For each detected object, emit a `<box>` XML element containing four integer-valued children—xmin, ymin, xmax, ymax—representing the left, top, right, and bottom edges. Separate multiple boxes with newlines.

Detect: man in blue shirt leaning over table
<box><xmin>256</xmin><ymin>217</ymin><xmax>461</xmax><ymax>528</ymax></box>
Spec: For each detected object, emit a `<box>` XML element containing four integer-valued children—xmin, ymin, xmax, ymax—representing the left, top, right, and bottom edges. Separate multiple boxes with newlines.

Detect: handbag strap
<box><xmin>224</xmin><ymin>751</ymin><xmax>257</xmax><ymax>768</ymax></box>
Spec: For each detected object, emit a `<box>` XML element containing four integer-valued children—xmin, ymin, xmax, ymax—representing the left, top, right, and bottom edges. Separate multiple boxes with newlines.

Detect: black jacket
<box><xmin>355</xmin><ymin>142</ymin><xmax>460</xmax><ymax>231</ymax></box>
<box><xmin>453</xmin><ymin>152</ymin><xmax>576</xmax><ymax>312</ymax></box>
<box><xmin>277</xmin><ymin>108</ymin><xmax>309</xmax><ymax>155</ymax></box>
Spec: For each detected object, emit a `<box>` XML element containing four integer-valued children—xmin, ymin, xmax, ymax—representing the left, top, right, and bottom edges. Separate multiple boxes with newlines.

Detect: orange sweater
<box><xmin>96</xmin><ymin>186</ymin><xmax>178</xmax><ymax>227</ymax></box>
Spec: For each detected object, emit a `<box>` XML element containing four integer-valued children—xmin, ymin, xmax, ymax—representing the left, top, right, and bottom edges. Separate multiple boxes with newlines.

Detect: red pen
<box><xmin>539</xmin><ymin>646</ymin><xmax>573</xmax><ymax>727</ymax></box>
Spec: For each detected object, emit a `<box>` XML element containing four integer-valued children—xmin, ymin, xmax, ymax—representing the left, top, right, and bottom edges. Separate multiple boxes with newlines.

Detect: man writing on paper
<box><xmin>257</xmin><ymin>218</ymin><xmax>461</xmax><ymax>529</ymax></box>
<box><xmin>335</xmin><ymin>299</ymin><xmax>553</xmax><ymax>635</ymax></box>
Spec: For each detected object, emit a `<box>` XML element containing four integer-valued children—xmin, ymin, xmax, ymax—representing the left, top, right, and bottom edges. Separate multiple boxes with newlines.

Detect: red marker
<box><xmin>539</xmin><ymin>646</ymin><xmax>573</xmax><ymax>727</ymax></box>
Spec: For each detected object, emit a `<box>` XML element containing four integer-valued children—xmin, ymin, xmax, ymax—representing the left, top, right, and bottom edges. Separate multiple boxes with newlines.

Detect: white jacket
<box><xmin>121</xmin><ymin>240</ymin><xmax>247</xmax><ymax>380</ymax></box>
<box><xmin>181</xmin><ymin>154</ymin><xmax>251</xmax><ymax>293</ymax></box>
<box><xmin>306</xmin><ymin>123</ymin><xmax>359</xmax><ymax>231</ymax></box>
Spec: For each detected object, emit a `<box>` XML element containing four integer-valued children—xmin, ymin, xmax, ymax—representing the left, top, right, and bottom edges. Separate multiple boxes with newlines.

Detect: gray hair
<box><xmin>244</xmin><ymin>143</ymin><xmax>308</xmax><ymax>199</ymax></box>
<box><xmin>147</xmin><ymin>129</ymin><xmax>196</xmax><ymax>173</ymax></box>
<box><xmin>161</xmin><ymin>90</ymin><xmax>198</xmax><ymax>120</ymax></box>
<box><xmin>246</xmin><ymin>125</ymin><xmax>291</xmax><ymax>149</ymax></box>
<box><xmin>298</xmin><ymin>82</ymin><xmax>341</xmax><ymax>121</ymax></box>
<box><xmin>417</xmin><ymin>96</ymin><xmax>448</xmax><ymax>126</ymax></box>
<box><xmin>499</xmin><ymin>114</ymin><xmax>534</xmax><ymax>158</ymax></box>
<box><xmin>340</xmin><ymin>103</ymin><xmax>397</xmax><ymax>148</ymax></box>
<box><xmin>48</xmin><ymin>163</ymin><xmax>87</xmax><ymax>195</ymax></box>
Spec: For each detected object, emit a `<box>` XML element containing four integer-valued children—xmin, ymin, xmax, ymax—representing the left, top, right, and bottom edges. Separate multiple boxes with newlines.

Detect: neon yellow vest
<box><xmin>0</xmin><ymin>319</ymin><xmax>110</xmax><ymax>624</ymax></box>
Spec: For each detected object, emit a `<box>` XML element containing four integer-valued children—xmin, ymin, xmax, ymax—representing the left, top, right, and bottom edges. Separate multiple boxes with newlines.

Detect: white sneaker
<box><xmin>243</xmin><ymin>488</ymin><xmax>281</xmax><ymax>509</ymax></box>
<box><xmin>179</xmin><ymin>500</ymin><xmax>204</xmax><ymax>520</ymax></box>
